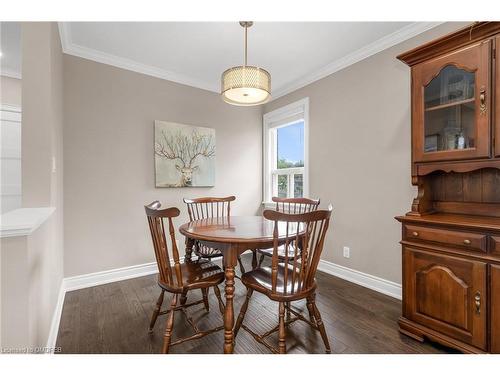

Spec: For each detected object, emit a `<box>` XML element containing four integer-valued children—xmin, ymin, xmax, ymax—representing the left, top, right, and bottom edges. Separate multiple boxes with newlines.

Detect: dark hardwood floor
<box><xmin>56</xmin><ymin>255</ymin><xmax>455</xmax><ymax>354</ymax></box>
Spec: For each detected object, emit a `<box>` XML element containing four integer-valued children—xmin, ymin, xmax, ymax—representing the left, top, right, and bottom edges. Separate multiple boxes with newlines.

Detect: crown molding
<box><xmin>57</xmin><ymin>22</ymin><xmax>71</xmax><ymax>53</ymax></box>
<box><xmin>58</xmin><ymin>22</ymin><xmax>219</xmax><ymax>94</ymax></box>
<box><xmin>58</xmin><ymin>22</ymin><xmax>443</xmax><ymax>101</ymax></box>
<box><xmin>271</xmin><ymin>22</ymin><xmax>444</xmax><ymax>100</ymax></box>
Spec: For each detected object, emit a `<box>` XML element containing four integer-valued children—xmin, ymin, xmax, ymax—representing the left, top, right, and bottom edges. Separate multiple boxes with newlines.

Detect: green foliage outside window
<box><xmin>277</xmin><ymin>158</ymin><xmax>304</xmax><ymax>169</ymax></box>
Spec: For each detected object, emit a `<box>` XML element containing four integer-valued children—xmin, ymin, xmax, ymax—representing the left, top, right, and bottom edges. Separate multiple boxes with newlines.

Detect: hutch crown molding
<box><xmin>396</xmin><ymin>22</ymin><xmax>500</xmax><ymax>353</ymax></box>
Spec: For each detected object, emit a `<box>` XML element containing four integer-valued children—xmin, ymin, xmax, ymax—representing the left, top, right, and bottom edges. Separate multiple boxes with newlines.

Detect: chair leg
<box><xmin>285</xmin><ymin>302</ymin><xmax>291</xmax><ymax>322</ymax></box>
<box><xmin>312</xmin><ymin>296</ymin><xmax>331</xmax><ymax>354</ymax></box>
<box><xmin>234</xmin><ymin>288</ymin><xmax>253</xmax><ymax>337</ymax></box>
<box><xmin>213</xmin><ymin>285</ymin><xmax>225</xmax><ymax>316</ymax></box>
<box><xmin>237</xmin><ymin>255</ymin><xmax>246</xmax><ymax>274</ymax></box>
<box><xmin>201</xmin><ymin>288</ymin><xmax>210</xmax><ymax>312</ymax></box>
<box><xmin>180</xmin><ymin>291</ymin><xmax>188</xmax><ymax>306</ymax></box>
<box><xmin>251</xmin><ymin>250</ymin><xmax>258</xmax><ymax>269</ymax></box>
<box><xmin>278</xmin><ymin>302</ymin><xmax>286</xmax><ymax>354</ymax></box>
<box><xmin>149</xmin><ymin>290</ymin><xmax>165</xmax><ymax>333</ymax></box>
<box><xmin>161</xmin><ymin>293</ymin><xmax>178</xmax><ymax>354</ymax></box>
<box><xmin>258</xmin><ymin>254</ymin><xmax>265</xmax><ymax>268</ymax></box>
<box><xmin>306</xmin><ymin>295</ymin><xmax>316</xmax><ymax>324</ymax></box>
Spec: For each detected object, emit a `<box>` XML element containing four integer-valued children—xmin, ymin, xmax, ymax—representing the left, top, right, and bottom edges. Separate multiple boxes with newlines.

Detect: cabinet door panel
<box><xmin>412</xmin><ymin>40</ymin><xmax>491</xmax><ymax>162</ymax></box>
<box><xmin>416</xmin><ymin>265</ymin><xmax>469</xmax><ymax>330</ymax></box>
<box><xmin>491</xmin><ymin>265</ymin><xmax>500</xmax><ymax>353</ymax></box>
<box><xmin>496</xmin><ymin>36</ymin><xmax>500</xmax><ymax>157</ymax></box>
<box><xmin>403</xmin><ymin>247</ymin><xmax>487</xmax><ymax>349</ymax></box>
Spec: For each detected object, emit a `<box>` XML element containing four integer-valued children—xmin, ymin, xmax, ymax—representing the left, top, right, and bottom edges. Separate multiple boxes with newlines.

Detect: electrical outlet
<box><xmin>343</xmin><ymin>246</ymin><xmax>350</xmax><ymax>258</ymax></box>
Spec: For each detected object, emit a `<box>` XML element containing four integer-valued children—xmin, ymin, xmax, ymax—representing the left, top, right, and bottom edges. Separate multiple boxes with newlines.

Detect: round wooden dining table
<box><xmin>179</xmin><ymin>215</ymin><xmax>297</xmax><ymax>354</ymax></box>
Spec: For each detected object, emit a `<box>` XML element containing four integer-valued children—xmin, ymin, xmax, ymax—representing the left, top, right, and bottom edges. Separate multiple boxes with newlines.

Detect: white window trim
<box><xmin>263</xmin><ymin>97</ymin><xmax>309</xmax><ymax>207</ymax></box>
<box><xmin>1</xmin><ymin>105</ymin><xmax>22</xmax><ymax>215</ymax></box>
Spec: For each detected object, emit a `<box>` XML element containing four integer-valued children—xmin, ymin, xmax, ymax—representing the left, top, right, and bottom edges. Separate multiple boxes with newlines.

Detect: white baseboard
<box><xmin>318</xmin><ymin>259</ymin><xmax>402</xmax><ymax>300</ymax></box>
<box><xmin>63</xmin><ymin>261</ymin><xmax>159</xmax><ymax>292</ymax></box>
<box><xmin>46</xmin><ymin>281</ymin><xmax>66</xmax><ymax>351</ymax></box>
<box><xmin>46</xmin><ymin>258</ymin><xmax>186</xmax><ymax>351</ymax></box>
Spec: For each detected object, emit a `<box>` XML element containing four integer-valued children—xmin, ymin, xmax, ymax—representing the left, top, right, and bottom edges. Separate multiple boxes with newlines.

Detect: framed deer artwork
<box><xmin>154</xmin><ymin>121</ymin><xmax>216</xmax><ymax>187</ymax></box>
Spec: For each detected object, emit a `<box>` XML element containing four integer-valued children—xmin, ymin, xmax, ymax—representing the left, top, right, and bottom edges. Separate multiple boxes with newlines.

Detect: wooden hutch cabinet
<box><xmin>396</xmin><ymin>22</ymin><xmax>500</xmax><ymax>353</ymax></box>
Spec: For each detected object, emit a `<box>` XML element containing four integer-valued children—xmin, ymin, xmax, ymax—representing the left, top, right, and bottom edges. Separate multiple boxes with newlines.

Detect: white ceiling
<box><xmin>61</xmin><ymin>22</ymin><xmax>445</xmax><ymax>99</ymax></box>
<box><xmin>0</xmin><ymin>22</ymin><xmax>22</xmax><ymax>79</ymax></box>
<box><xmin>2</xmin><ymin>22</ymin><xmax>443</xmax><ymax>98</ymax></box>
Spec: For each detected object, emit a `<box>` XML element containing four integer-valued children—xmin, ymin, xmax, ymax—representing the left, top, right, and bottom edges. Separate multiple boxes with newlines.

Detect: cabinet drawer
<box><xmin>492</xmin><ymin>236</ymin><xmax>500</xmax><ymax>256</ymax></box>
<box><xmin>403</xmin><ymin>224</ymin><xmax>487</xmax><ymax>253</ymax></box>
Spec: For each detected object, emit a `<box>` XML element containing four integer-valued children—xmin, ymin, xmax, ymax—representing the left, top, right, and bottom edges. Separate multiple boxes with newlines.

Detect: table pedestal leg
<box><xmin>185</xmin><ymin>237</ymin><xmax>194</xmax><ymax>263</ymax></box>
<box><xmin>222</xmin><ymin>247</ymin><xmax>238</xmax><ymax>354</ymax></box>
<box><xmin>223</xmin><ymin>264</ymin><xmax>235</xmax><ymax>353</ymax></box>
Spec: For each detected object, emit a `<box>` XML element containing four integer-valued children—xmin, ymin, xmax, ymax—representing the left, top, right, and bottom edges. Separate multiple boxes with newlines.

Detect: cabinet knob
<box><xmin>412</xmin><ymin>231</ymin><xmax>419</xmax><ymax>237</ymax></box>
<box><xmin>480</xmin><ymin>87</ymin><xmax>487</xmax><ymax>115</ymax></box>
<box><xmin>474</xmin><ymin>292</ymin><xmax>481</xmax><ymax>315</ymax></box>
<box><xmin>463</xmin><ymin>239</ymin><xmax>471</xmax><ymax>245</ymax></box>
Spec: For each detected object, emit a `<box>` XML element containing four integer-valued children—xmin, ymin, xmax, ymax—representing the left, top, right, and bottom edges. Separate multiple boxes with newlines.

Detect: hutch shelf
<box><xmin>396</xmin><ymin>22</ymin><xmax>500</xmax><ymax>353</ymax></box>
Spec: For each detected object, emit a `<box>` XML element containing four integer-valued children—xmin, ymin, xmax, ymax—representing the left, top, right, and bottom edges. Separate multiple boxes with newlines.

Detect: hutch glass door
<box><xmin>424</xmin><ymin>66</ymin><xmax>475</xmax><ymax>153</ymax></box>
<box><xmin>413</xmin><ymin>41</ymin><xmax>490</xmax><ymax>162</ymax></box>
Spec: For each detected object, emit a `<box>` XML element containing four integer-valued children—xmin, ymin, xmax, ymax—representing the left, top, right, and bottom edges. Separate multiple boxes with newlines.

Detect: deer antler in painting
<box><xmin>155</xmin><ymin>129</ymin><xmax>215</xmax><ymax>187</ymax></box>
<box><xmin>186</xmin><ymin>131</ymin><xmax>216</xmax><ymax>166</ymax></box>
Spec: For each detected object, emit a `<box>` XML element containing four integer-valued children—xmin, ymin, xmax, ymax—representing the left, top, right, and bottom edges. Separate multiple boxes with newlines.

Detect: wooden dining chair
<box><xmin>145</xmin><ymin>201</ymin><xmax>226</xmax><ymax>354</ymax></box>
<box><xmin>234</xmin><ymin>206</ymin><xmax>333</xmax><ymax>354</ymax></box>
<box><xmin>183</xmin><ymin>196</ymin><xmax>247</xmax><ymax>273</ymax></box>
<box><xmin>256</xmin><ymin>197</ymin><xmax>320</xmax><ymax>267</ymax></box>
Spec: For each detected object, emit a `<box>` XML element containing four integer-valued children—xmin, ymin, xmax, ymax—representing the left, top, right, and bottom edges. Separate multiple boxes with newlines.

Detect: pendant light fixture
<box><xmin>221</xmin><ymin>21</ymin><xmax>271</xmax><ymax>106</ymax></box>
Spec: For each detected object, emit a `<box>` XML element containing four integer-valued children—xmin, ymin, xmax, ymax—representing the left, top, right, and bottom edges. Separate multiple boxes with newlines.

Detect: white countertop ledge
<box><xmin>0</xmin><ymin>207</ymin><xmax>56</xmax><ymax>238</ymax></box>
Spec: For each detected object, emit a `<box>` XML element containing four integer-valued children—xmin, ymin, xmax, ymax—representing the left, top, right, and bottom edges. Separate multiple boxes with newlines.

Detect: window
<box><xmin>263</xmin><ymin>98</ymin><xmax>309</xmax><ymax>204</ymax></box>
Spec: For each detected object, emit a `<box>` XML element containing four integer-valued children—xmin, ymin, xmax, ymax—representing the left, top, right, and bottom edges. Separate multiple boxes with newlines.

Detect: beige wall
<box><xmin>22</xmin><ymin>21</ymin><xmax>64</xmax><ymax>290</ymax></box>
<box><xmin>22</xmin><ymin>23</ymin><xmax>64</xmax><ymax>209</ymax></box>
<box><xmin>27</xmin><ymin>215</ymin><xmax>62</xmax><ymax>348</ymax></box>
<box><xmin>63</xmin><ymin>56</ymin><xmax>262</xmax><ymax>277</ymax></box>
<box><xmin>3</xmin><ymin>22</ymin><xmax>65</xmax><ymax>349</ymax></box>
<box><xmin>0</xmin><ymin>76</ymin><xmax>22</xmax><ymax>107</ymax></box>
<box><xmin>1</xmin><ymin>235</ymin><xmax>29</xmax><ymax>348</ymax></box>
<box><xmin>264</xmin><ymin>23</ymin><xmax>468</xmax><ymax>284</ymax></box>
<box><xmin>1</xmin><ymin>216</ymin><xmax>59</xmax><ymax>349</ymax></box>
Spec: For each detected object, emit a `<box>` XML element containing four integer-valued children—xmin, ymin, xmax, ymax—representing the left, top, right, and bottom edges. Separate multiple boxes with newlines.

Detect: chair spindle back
<box><xmin>272</xmin><ymin>197</ymin><xmax>320</xmax><ymax>214</ymax></box>
<box><xmin>183</xmin><ymin>196</ymin><xmax>236</xmax><ymax>221</ymax></box>
<box><xmin>263</xmin><ymin>206</ymin><xmax>332</xmax><ymax>295</ymax></box>
<box><xmin>145</xmin><ymin>201</ymin><xmax>183</xmax><ymax>288</ymax></box>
